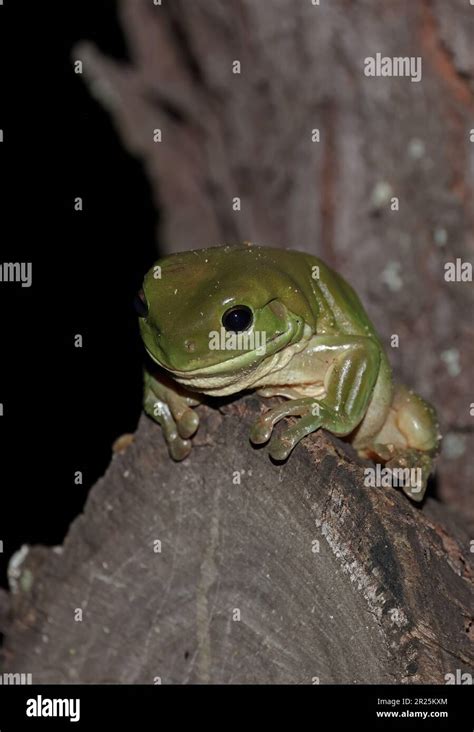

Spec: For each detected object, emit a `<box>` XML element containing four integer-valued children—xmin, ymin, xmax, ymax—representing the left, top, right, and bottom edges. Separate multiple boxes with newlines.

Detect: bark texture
<box><xmin>1</xmin><ymin>399</ymin><xmax>473</xmax><ymax>683</ymax></box>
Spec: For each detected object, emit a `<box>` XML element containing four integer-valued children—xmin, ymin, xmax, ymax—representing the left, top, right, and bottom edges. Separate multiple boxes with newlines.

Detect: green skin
<box><xmin>139</xmin><ymin>244</ymin><xmax>440</xmax><ymax>502</ymax></box>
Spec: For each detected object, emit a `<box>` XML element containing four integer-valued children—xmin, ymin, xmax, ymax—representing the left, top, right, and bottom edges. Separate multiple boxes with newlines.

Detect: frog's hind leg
<box><xmin>359</xmin><ymin>384</ymin><xmax>440</xmax><ymax>502</ymax></box>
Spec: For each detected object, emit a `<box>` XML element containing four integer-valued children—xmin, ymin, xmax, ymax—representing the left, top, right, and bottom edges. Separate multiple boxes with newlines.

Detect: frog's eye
<box><xmin>134</xmin><ymin>289</ymin><xmax>149</xmax><ymax>318</ymax></box>
<box><xmin>222</xmin><ymin>305</ymin><xmax>253</xmax><ymax>333</ymax></box>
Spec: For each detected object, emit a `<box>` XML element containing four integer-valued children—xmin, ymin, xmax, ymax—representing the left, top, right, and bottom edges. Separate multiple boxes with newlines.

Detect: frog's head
<box><xmin>137</xmin><ymin>245</ymin><xmax>318</xmax><ymax>394</ymax></box>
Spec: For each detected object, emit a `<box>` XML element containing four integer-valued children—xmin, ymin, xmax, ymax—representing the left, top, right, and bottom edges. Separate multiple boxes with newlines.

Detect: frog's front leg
<box><xmin>250</xmin><ymin>336</ymin><xmax>381</xmax><ymax>461</ymax></box>
<box><xmin>143</xmin><ymin>369</ymin><xmax>201</xmax><ymax>460</ymax></box>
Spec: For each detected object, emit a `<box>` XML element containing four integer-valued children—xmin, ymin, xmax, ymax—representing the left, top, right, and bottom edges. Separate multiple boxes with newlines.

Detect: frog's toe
<box><xmin>401</xmin><ymin>480</ymin><xmax>426</xmax><ymax>503</ymax></box>
<box><xmin>268</xmin><ymin>414</ymin><xmax>321</xmax><ymax>461</ymax></box>
<box><xmin>144</xmin><ymin>394</ymin><xmax>192</xmax><ymax>460</ymax></box>
<box><xmin>176</xmin><ymin>409</ymin><xmax>199</xmax><ymax>439</ymax></box>
<box><xmin>167</xmin><ymin>433</ymin><xmax>192</xmax><ymax>461</ymax></box>
<box><xmin>160</xmin><ymin>410</ymin><xmax>192</xmax><ymax>460</ymax></box>
<box><xmin>250</xmin><ymin>400</ymin><xmax>313</xmax><ymax>445</ymax></box>
<box><xmin>385</xmin><ymin>449</ymin><xmax>433</xmax><ymax>503</ymax></box>
<box><xmin>249</xmin><ymin>409</ymin><xmax>284</xmax><ymax>444</ymax></box>
<box><xmin>164</xmin><ymin>392</ymin><xmax>200</xmax><ymax>440</ymax></box>
<box><xmin>268</xmin><ymin>434</ymin><xmax>293</xmax><ymax>461</ymax></box>
<box><xmin>249</xmin><ymin>418</ymin><xmax>273</xmax><ymax>445</ymax></box>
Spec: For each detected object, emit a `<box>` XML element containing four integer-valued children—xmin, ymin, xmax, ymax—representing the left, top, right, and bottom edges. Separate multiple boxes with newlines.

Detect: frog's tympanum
<box><xmin>137</xmin><ymin>244</ymin><xmax>440</xmax><ymax>502</ymax></box>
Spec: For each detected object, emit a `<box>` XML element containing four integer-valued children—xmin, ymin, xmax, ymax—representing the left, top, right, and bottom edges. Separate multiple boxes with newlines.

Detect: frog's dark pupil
<box><xmin>134</xmin><ymin>290</ymin><xmax>148</xmax><ymax>317</ymax></box>
<box><xmin>222</xmin><ymin>306</ymin><xmax>253</xmax><ymax>333</ymax></box>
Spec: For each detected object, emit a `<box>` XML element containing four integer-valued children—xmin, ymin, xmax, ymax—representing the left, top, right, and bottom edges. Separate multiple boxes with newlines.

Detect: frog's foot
<box><xmin>250</xmin><ymin>397</ymin><xmax>343</xmax><ymax>461</ymax></box>
<box><xmin>369</xmin><ymin>443</ymin><xmax>434</xmax><ymax>502</ymax></box>
<box><xmin>357</xmin><ymin>384</ymin><xmax>440</xmax><ymax>502</ymax></box>
<box><xmin>251</xmin><ymin>397</ymin><xmax>327</xmax><ymax>460</ymax></box>
<box><xmin>144</xmin><ymin>370</ymin><xmax>200</xmax><ymax>460</ymax></box>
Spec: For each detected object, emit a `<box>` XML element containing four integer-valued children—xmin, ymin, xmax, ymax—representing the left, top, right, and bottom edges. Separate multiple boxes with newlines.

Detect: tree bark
<box><xmin>1</xmin><ymin>398</ymin><xmax>473</xmax><ymax>683</ymax></box>
<box><xmin>1</xmin><ymin>0</ymin><xmax>473</xmax><ymax>683</ymax></box>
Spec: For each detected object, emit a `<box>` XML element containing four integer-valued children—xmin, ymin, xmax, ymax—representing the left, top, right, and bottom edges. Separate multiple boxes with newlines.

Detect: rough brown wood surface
<box><xmin>1</xmin><ymin>398</ymin><xmax>473</xmax><ymax>683</ymax></box>
<box><xmin>1</xmin><ymin>0</ymin><xmax>473</xmax><ymax>685</ymax></box>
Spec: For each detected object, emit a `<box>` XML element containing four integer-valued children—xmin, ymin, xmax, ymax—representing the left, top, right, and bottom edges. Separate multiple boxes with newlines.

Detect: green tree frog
<box><xmin>136</xmin><ymin>244</ymin><xmax>440</xmax><ymax>502</ymax></box>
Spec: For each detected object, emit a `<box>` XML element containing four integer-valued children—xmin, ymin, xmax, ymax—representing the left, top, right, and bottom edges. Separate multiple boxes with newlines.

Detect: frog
<box><xmin>136</xmin><ymin>243</ymin><xmax>440</xmax><ymax>502</ymax></box>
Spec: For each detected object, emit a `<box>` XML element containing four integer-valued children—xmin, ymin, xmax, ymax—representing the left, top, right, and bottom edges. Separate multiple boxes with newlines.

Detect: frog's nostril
<box><xmin>184</xmin><ymin>339</ymin><xmax>196</xmax><ymax>353</ymax></box>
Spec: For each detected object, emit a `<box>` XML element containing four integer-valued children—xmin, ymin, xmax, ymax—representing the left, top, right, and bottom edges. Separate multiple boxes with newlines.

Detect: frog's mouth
<box><xmin>172</xmin><ymin>329</ymin><xmax>288</xmax><ymax>374</ymax></box>
<box><xmin>146</xmin><ymin>322</ymin><xmax>311</xmax><ymax>397</ymax></box>
<box><xmin>146</xmin><ymin>329</ymin><xmax>286</xmax><ymax>390</ymax></box>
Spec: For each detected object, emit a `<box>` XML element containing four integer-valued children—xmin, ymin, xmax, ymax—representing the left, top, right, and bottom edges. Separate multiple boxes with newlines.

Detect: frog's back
<box><xmin>285</xmin><ymin>249</ymin><xmax>383</xmax><ymax>342</ymax></box>
<box><xmin>316</xmin><ymin>259</ymin><xmax>377</xmax><ymax>334</ymax></box>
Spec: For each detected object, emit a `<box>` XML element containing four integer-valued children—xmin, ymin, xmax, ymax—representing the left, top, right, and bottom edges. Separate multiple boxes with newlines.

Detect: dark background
<box><xmin>0</xmin><ymin>2</ymin><xmax>157</xmax><ymax>587</ymax></box>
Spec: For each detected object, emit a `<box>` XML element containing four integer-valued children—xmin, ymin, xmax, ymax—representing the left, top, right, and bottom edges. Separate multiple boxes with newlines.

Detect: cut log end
<box><xmin>1</xmin><ymin>396</ymin><xmax>472</xmax><ymax>683</ymax></box>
